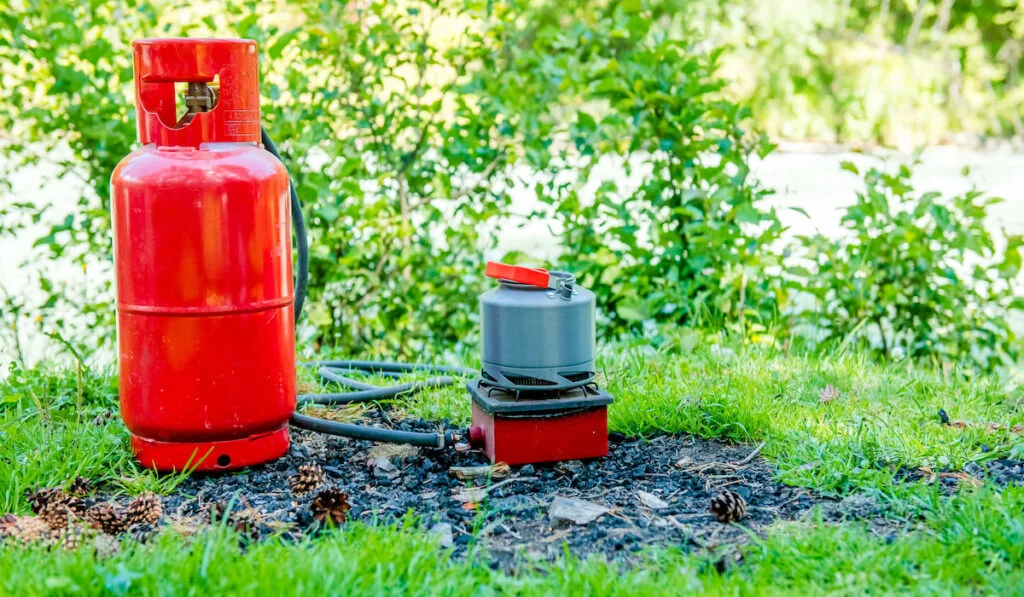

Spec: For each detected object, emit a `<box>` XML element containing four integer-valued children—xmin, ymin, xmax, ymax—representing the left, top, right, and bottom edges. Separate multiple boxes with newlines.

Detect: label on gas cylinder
<box><xmin>223</xmin><ymin>110</ymin><xmax>259</xmax><ymax>139</ymax></box>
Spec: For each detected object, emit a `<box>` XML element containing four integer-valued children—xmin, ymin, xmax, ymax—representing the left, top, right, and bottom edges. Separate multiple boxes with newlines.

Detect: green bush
<box><xmin>0</xmin><ymin>0</ymin><xmax>148</xmax><ymax>355</ymax></box>
<box><xmin>794</xmin><ymin>161</ymin><xmax>1024</xmax><ymax>371</ymax></box>
<box><xmin>250</xmin><ymin>0</ymin><xmax>539</xmax><ymax>357</ymax></box>
<box><xmin>4</xmin><ymin>0</ymin><xmax>1019</xmax><ymax>373</ymax></box>
<box><xmin>514</xmin><ymin>2</ymin><xmax>783</xmax><ymax>339</ymax></box>
<box><xmin>0</xmin><ymin>0</ymin><xmax>775</xmax><ymax>361</ymax></box>
<box><xmin>0</xmin><ymin>0</ymin><xmax>566</xmax><ymax>358</ymax></box>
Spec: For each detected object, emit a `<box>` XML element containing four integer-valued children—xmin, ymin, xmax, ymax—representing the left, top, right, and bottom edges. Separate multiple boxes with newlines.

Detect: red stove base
<box><xmin>469</xmin><ymin>403</ymin><xmax>609</xmax><ymax>465</ymax></box>
<box><xmin>466</xmin><ymin>380</ymin><xmax>614</xmax><ymax>465</ymax></box>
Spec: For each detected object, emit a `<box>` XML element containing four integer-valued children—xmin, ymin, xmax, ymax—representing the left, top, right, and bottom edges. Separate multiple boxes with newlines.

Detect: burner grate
<box><xmin>468</xmin><ymin>378</ymin><xmax>613</xmax><ymax>415</ymax></box>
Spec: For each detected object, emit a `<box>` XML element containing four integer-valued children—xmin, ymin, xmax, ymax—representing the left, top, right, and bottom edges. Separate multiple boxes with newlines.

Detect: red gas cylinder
<box><xmin>111</xmin><ymin>39</ymin><xmax>295</xmax><ymax>472</ymax></box>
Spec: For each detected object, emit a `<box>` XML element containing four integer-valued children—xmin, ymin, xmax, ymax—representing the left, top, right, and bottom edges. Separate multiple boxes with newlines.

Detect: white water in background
<box><xmin>2</xmin><ymin>144</ymin><xmax>1023</xmax><ymax>368</ymax></box>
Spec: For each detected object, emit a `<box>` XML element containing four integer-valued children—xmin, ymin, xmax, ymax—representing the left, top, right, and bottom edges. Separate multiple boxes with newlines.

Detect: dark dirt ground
<box><xmin>126</xmin><ymin>410</ymin><xmax>915</xmax><ymax>567</ymax></box>
<box><xmin>25</xmin><ymin>405</ymin><xmax>1023</xmax><ymax>567</ymax></box>
<box><xmin>892</xmin><ymin>457</ymin><xmax>1024</xmax><ymax>492</ymax></box>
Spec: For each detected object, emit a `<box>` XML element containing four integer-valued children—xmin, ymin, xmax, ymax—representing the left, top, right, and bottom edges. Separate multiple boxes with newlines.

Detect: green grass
<box><xmin>393</xmin><ymin>343</ymin><xmax>1023</xmax><ymax>495</ymax></box>
<box><xmin>3</xmin><ymin>343</ymin><xmax>1024</xmax><ymax>595</ymax></box>
<box><xmin>598</xmin><ymin>346</ymin><xmax>1024</xmax><ymax>494</ymax></box>
<box><xmin>0</xmin><ymin>364</ymin><xmax>187</xmax><ymax>513</ymax></box>
<box><xmin>3</xmin><ymin>488</ymin><xmax>1024</xmax><ymax>595</ymax></box>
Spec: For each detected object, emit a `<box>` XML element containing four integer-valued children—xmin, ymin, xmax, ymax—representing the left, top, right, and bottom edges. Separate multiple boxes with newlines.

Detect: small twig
<box><xmin>479</xmin><ymin>520</ymin><xmax>503</xmax><ymax>536</ymax></box>
<box><xmin>500</xmin><ymin>522</ymin><xmax>520</xmax><ymax>539</ymax></box>
<box><xmin>680</xmin><ymin>441</ymin><xmax>767</xmax><ymax>475</ymax></box>
<box><xmin>671</xmin><ymin>512</ymin><xmax>711</xmax><ymax>522</ymax></box>
<box><xmin>666</xmin><ymin>515</ymin><xmax>690</xmax><ymax>533</ymax></box>
<box><xmin>605</xmin><ymin>509</ymin><xmax>633</xmax><ymax>524</ymax></box>
<box><xmin>733</xmin><ymin>441</ymin><xmax>767</xmax><ymax>467</ymax></box>
<box><xmin>708</xmin><ymin>524</ymin><xmax>723</xmax><ymax>545</ymax></box>
<box><xmin>542</xmin><ymin>528</ymin><xmax>572</xmax><ymax>543</ymax></box>
<box><xmin>480</xmin><ymin>477</ymin><xmax>534</xmax><ymax>495</ymax></box>
<box><xmin>451</xmin><ymin>476</ymin><xmax>537</xmax><ymax>503</ymax></box>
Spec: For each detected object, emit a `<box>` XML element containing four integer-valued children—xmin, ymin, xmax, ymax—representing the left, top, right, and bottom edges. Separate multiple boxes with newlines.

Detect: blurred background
<box><xmin>1</xmin><ymin>0</ymin><xmax>1022</xmax><ymax>374</ymax></box>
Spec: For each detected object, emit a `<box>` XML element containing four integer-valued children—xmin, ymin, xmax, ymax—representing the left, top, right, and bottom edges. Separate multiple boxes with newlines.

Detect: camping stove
<box><xmin>467</xmin><ymin>380</ymin><xmax>613</xmax><ymax>466</ymax></box>
<box><xmin>466</xmin><ymin>262</ymin><xmax>614</xmax><ymax>465</ymax></box>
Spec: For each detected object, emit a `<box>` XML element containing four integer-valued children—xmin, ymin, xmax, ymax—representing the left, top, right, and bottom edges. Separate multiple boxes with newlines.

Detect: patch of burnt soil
<box><xmin>153</xmin><ymin>411</ymin><xmax>893</xmax><ymax>565</ymax></box>
<box><xmin>974</xmin><ymin>458</ymin><xmax>1024</xmax><ymax>486</ymax></box>
<box><xmin>892</xmin><ymin>456</ymin><xmax>1024</xmax><ymax>493</ymax></box>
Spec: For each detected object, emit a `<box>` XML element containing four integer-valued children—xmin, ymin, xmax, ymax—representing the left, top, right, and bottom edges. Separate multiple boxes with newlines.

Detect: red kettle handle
<box><xmin>485</xmin><ymin>262</ymin><xmax>551</xmax><ymax>289</ymax></box>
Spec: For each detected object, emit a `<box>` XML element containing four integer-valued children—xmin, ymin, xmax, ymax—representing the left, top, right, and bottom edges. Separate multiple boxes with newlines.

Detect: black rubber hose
<box><xmin>260</xmin><ymin>127</ymin><xmax>467</xmax><ymax>448</ymax></box>
<box><xmin>299</xmin><ymin>361</ymin><xmax>474</xmax><ymax>403</ymax></box>
<box><xmin>292</xmin><ymin>363</ymin><xmax>467</xmax><ymax>447</ymax></box>
<box><xmin>294</xmin><ymin>361</ymin><xmax>473</xmax><ymax>447</ymax></box>
<box><xmin>299</xmin><ymin>378</ymin><xmax>456</xmax><ymax>404</ymax></box>
<box><xmin>260</xmin><ymin>127</ymin><xmax>308</xmax><ymax>322</ymax></box>
<box><xmin>291</xmin><ymin>412</ymin><xmax>457</xmax><ymax>448</ymax></box>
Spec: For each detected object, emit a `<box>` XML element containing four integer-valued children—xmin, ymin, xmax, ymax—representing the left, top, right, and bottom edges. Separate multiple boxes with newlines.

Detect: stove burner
<box><xmin>467</xmin><ymin>378</ymin><xmax>613</xmax><ymax>415</ymax></box>
<box><xmin>478</xmin><ymin>379</ymin><xmax>603</xmax><ymax>400</ymax></box>
<box><xmin>480</xmin><ymin>368</ymin><xmax>596</xmax><ymax>392</ymax></box>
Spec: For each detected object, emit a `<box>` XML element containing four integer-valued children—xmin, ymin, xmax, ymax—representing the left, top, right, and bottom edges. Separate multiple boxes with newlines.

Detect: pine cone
<box><xmin>25</xmin><ymin>487</ymin><xmax>63</xmax><ymax>514</ymax></box>
<box><xmin>37</xmin><ymin>488</ymin><xmax>86</xmax><ymax>530</ymax></box>
<box><xmin>51</xmin><ymin>524</ymin><xmax>90</xmax><ymax>551</ymax></box>
<box><xmin>85</xmin><ymin>503</ymin><xmax>128</xmax><ymax>535</ymax></box>
<box><xmin>310</xmin><ymin>488</ymin><xmax>351</xmax><ymax>526</ymax></box>
<box><xmin>25</xmin><ymin>487</ymin><xmax>84</xmax><ymax>516</ymax></box>
<box><xmin>0</xmin><ymin>514</ymin><xmax>18</xmax><ymax>539</ymax></box>
<box><xmin>63</xmin><ymin>496</ymin><xmax>87</xmax><ymax>517</ymax></box>
<box><xmin>230</xmin><ymin>508</ymin><xmax>262</xmax><ymax>536</ymax></box>
<box><xmin>39</xmin><ymin>500</ymin><xmax>84</xmax><ymax>530</ymax></box>
<box><xmin>205</xmin><ymin>502</ymin><xmax>260</xmax><ymax>535</ymax></box>
<box><xmin>68</xmin><ymin>476</ymin><xmax>95</xmax><ymax>497</ymax></box>
<box><xmin>4</xmin><ymin>516</ymin><xmax>51</xmax><ymax>544</ymax></box>
<box><xmin>288</xmin><ymin>463</ymin><xmax>326</xmax><ymax>497</ymax></box>
<box><xmin>127</xmin><ymin>523</ymin><xmax>158</xmax><ymax>544</ymax></box>
<box><xmin>709</xmin><ymin>490</ymin><xmax>747</xmax><ymax>523</ymax></box>
<box><xmin>126</xmin><ymin>492</ymin><xmax>163</xmax><ymax>526</ymax></box>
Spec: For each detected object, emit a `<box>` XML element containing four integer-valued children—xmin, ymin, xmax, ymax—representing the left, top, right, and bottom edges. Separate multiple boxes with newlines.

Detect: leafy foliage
<box><xmin>520</xmin><ymin>2</ymin><xmax>783</xmax><ymax>338</ymax></box>
<box><xmin>246</xmin><ymin>0</ymin><xmax>538</xmax><ymax>356</ymax></box>
<box><xmin>0</xmin><ymin>0</ymin><xmax>562</xmax><ymax>358</ymax></box>
<box><xmin>0</xmin><ymin>0</ymin><xmax>785</xmax><ymax>361</ymax></box>
<box><xmin>0</xmin><ymin>0</ymin><xmax>1021</xmax><ymax>374</ymax></box>
<box><xmin>794</xmin><ymin>161</ymin><xmax>1023</xmax><ymax>370</ymax></box>
<box><xmin>701</xmin><ymin>0</ymin><xmax>1024</xmax><ymax>145</ymax></box>
<box><xmin>0</xmin><ymin>0</ymin><xmax>155</xmax><ymax>353</ymax></box>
